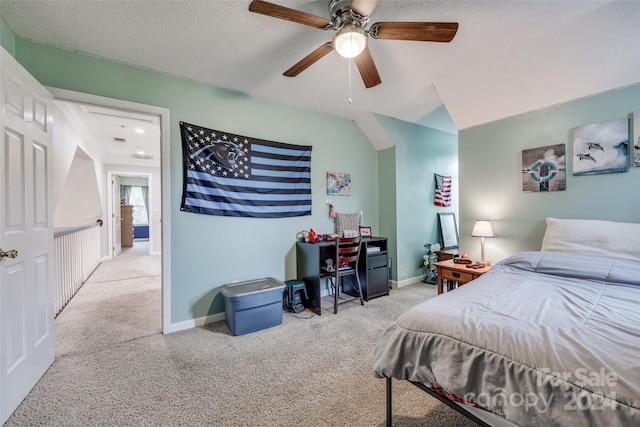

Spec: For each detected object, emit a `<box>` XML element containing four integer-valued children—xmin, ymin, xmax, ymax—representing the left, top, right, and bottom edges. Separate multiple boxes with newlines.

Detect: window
<box><xmin>128</xmin><ymin>186</ymin><xmax>148</xmax><ymax>226</ymax></box>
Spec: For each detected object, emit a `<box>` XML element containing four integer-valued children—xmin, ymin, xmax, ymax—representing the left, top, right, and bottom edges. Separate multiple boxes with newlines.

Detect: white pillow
<box><xmin>541</xmin><ymin>217</ymin><xmax>640</xmax><ymax>260</ymax></box>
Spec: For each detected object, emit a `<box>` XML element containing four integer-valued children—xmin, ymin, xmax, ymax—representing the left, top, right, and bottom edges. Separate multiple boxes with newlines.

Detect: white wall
<box><xmin>120</xmin><ymin>176</ymin><xmax>148</xmax><ymax>187</ymax></box>
<box><xmin>52</xmin><ymin>104</ymin><xmax>109</xmax><ymax>256</ymax></box>
<box><xmin>53</xmin><ymin>147</ymin><xmax>103</xmax><ymax>227</ymax></box>
<box><xmin>52</xmin><ymin>104</ymin><xmax>105</xmax><ymax>214</ymax></box>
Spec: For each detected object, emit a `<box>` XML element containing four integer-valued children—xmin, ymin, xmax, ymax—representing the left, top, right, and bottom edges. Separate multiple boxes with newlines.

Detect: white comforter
<box><xmin>373</xmin><ymin>251</ymin><xmax>640</xmax><ymax>426</ymax></box>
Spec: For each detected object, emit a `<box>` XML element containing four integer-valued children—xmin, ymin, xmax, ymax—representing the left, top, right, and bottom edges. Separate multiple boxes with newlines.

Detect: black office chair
<box><xmin>321</xmin><ymin>237</ymin><xmax>364</xmax><ymax>314</ymax></box>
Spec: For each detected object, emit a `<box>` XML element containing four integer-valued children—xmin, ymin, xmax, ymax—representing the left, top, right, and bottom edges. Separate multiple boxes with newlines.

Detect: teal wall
<box><xmin>376</xmin><ymin>115</ymin><xmax>458</xmax><ymax>282</ymax></box>
<box><xmin>377</xmin><ymin>147</ymin><xmax>397</xmax><ymax>279</ymax></box>
<box><xmin>459</xmin><ymin>83</ymin><xmax>640</xmax><ymax>263</ymax></box>
<box><xmin>11</xmin><ymin>39</ymin><xmax>379</xmax><ymax>323</ymax></box>
<box><xmin>0</xmin><ymin>18</ymin><xmax>16</xmax><ymax>56</ymax></box>
<box><xmin>6</xmin><ymin>31</ymin><xmax>460</xmax><ymax>321</ymax></box>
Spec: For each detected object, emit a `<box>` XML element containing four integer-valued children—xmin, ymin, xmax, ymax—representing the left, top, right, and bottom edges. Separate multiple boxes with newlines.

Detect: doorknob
<box><xmin>0</xmin><ymin>249</ymin><xmax>18</xmax><ymax>260</ymax></box>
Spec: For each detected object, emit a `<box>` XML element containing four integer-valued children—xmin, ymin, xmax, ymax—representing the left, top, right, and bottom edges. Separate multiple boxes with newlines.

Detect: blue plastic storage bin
<box><xmin>221</xmin><ymin>277</ymin><xmax>285</xmax><ymax>336</ymax></box>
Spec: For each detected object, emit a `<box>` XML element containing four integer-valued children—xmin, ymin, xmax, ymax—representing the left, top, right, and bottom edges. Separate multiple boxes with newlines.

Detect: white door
<box><xmin>0</xmin><ymin>48</ymin><xmax>55</xmax><ymax>424</ymax></box>
<box><xmin>112</xmin><ymin>174</ymin><xmax>122</xmax><ymax>258</ymax></box>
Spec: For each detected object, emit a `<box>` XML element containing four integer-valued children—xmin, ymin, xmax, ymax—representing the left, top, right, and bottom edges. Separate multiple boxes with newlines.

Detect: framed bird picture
<box><xmin>572</xmin><ymin>118</ymin><xmax>629</xmax><ymax>176</ymax></box>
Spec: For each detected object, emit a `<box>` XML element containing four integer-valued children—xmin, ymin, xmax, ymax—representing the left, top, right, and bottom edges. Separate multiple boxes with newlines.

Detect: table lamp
<box><xmin>471</xmin><ymin>220</ymin><xmax>494</xmax><ymax>264</ymax></box>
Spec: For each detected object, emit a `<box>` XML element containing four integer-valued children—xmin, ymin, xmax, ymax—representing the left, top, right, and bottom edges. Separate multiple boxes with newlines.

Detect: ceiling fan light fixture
<box><xmin>333</xmin><ymin>24</ymin><xmax>367</xmax><ymax>58</ymax></box>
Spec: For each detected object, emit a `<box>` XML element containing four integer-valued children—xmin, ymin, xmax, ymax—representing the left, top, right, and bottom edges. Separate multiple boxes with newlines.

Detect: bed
<box><xmin>373</xmin><ymin>218</ymin><xmax>640</xmax><ymax>426</ymax></box>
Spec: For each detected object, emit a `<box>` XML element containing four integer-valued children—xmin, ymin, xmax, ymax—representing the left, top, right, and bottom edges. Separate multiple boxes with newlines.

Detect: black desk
<box><xmin>296</xmin><ymin>237</ymin><xmax>389</xmax><ymax>315</ymax></box>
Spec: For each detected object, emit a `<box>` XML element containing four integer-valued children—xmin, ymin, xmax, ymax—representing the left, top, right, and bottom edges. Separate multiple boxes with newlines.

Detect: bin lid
<box><xmin>221</xmin><ymin>277</ymin><xmax>285</xmax><ymax>298</ymax></box>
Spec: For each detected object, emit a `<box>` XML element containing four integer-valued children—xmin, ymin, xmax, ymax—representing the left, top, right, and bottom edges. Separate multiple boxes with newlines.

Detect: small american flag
<box><xmin>180</xmin><ymin>122</ymin><xmax>312</xmax><ymax>218</ymax></box>
<box><xmin>434</xmin><ymin>174</ymin><xmax>452</xmax><ymax>207</ymax></box>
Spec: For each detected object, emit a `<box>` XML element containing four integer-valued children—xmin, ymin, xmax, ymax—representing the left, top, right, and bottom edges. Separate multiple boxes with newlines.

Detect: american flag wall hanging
<box><xmin>180</xmin><ymin>122</ymin><xmax>312</xmax><ymax>218</ymax></box>
<box><xmin>434</xmin><ymin>174</ymin><xmax>452</xmax><ymax>207</ymax></box>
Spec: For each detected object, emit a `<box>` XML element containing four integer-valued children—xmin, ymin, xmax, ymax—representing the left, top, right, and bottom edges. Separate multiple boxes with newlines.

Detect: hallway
<box><xmin>118</xmin><ymin>240</ymin><xmax>150</xmax><ymax>258</ymax></box>
<box><xmin>54</xmin><ymin>251</ymin><xmax>161</xmax><ymax>357</ymax></box>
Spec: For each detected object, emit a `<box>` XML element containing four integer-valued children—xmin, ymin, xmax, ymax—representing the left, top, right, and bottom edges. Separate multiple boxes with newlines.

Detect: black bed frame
<box><xmin>385</xmin><ymin>377</ymin><xmax>492</xmax><ymax>427</ymax></box>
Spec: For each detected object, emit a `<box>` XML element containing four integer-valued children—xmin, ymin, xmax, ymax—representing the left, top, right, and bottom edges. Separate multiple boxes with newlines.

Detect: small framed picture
<box><xmin>359</xmin><ymin>226</ymin><xmax>372</xmax><ymax>237</ymax></box>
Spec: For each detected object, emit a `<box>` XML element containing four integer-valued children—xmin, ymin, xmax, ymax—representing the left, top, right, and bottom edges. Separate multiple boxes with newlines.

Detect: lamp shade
<box><xmin>334</xmin><ymin>25</ymin><xmax>367</xmax><ymax>58</ymax></box>
<box><xmin>471</xmin><ymin>220</ymin><xmax>494</xmax><ymax>238</ymax></box>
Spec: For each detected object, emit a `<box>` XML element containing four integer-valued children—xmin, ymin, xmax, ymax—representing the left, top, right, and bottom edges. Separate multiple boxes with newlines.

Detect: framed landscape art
<box><xmin>572</xmin><ymin>119</ymin><xmax>629</xmax><ymax>176</ymax></box>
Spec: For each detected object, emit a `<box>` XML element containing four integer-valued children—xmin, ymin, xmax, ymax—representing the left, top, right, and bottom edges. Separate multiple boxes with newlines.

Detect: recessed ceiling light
<box><xmin>134</xmin><ymin>128</ymin><xmax>145</xmax><ymax>134</ymax></box>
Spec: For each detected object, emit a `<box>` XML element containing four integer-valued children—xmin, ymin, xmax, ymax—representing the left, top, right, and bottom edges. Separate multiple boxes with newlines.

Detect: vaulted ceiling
<box><xmin>1</xmin><ymin>1</ymin><xmax>638</xmax><ymax>150</ymax></box>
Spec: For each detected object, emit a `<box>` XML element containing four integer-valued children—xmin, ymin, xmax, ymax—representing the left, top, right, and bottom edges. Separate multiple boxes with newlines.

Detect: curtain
<box><xmin>120</xmin><ymin>185</ymin><xmax>132</xmax><ymax>205</ymax></box>
<box><xmin>141</xmin><ymin>186</ymin><xmax>149</xmax><ymax>220</ymax></box>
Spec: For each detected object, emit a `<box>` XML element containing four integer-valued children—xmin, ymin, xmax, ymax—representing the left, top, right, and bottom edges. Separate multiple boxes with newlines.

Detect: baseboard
<box><xmin>164</xmin><ymin>276</ymin><xmax>424</xmax><ymax>334</ymax></box>
<box><xmin>395</xmin><ymin>275</ymin><xmax>423</xmax><ymax>289</ymax></box>
<box><xmin>164</xmin><ymin>312</ymin><xmax>225</xmax><ymax>334</ymax></box>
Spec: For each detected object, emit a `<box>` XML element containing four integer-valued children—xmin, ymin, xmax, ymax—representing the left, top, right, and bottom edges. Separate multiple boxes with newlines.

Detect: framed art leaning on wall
<box><xmin>633</xmin><ymin>111</ymin><xmax>640</xmax><ymax>167</ymax></box>
<box><xmin>438</xmin><ymin>212</ymin><xmax>459</xmax><ymax>249</ymax></box>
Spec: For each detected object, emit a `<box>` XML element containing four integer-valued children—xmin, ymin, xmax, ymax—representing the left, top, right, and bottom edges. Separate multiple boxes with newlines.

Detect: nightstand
<box><xmin>436</xmin><ymin>260</ymin><xmax>492</xmax><ymax>295</ymax></box>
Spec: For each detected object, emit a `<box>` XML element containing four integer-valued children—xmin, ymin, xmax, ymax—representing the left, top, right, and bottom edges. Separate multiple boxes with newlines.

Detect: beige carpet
<box><xmin>5</xmin><ymin>253</ymin><xmax>478</xmax><ymax>427</ymax></box>
<box><xmin>119</xmin><ymin>239</ymin><xmax>150</xmax><ymax>258</ymax></box>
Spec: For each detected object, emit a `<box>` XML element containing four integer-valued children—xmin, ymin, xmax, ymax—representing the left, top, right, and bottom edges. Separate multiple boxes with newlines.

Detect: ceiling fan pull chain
<box><xmin>348</xmin><ymin>58</ymin><xmax>353</xmax><ymax>104</ymax></box>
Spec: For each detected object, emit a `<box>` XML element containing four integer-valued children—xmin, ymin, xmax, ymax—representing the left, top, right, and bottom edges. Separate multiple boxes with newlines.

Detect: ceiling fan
<box><xmin>248</xmin><ymin>0</ymin><xmax>458</xmax><ymax>89</ymax></box>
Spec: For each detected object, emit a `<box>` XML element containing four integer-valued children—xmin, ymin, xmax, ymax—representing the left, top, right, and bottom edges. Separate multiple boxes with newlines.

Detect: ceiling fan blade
<box><xmin>249</xmin><ymin>0</ymin><xmax>331</xmax><ymax>29</ymax></box>
<box><xmin>351</xmin><ymin>0</ymin><xmax>379</xmax><ymax>17</ymax></box>
<box><xmin>283</xmin><ymin>43</ymin><xmax>334</xmax><ymax>77</ymax></box>
<box><xmin>369</xmin><ymin>22</ymin><xmax>459</xmax><ymax>42</ymax></box>
<box><xmin>354</xmin><ymin>47</ymin><xmax>381</xmax><ymax>89</ymax></box>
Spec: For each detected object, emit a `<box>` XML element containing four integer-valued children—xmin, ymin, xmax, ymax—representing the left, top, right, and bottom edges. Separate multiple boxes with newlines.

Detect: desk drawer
<box><xmin>367</xmin><ymin>253</ymin><xmax>387</xmax><ymax>269</ymax></box>
<box><xmin>441</xmin><ymin>268</ymin><xmax>473</xmax><ymax>283</ymax></box>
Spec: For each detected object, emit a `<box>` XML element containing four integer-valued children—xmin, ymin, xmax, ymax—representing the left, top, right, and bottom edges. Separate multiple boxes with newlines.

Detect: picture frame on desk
<box><xmin>359</xmin><ymin>226</ymin><xmax>372</xmax><ymax>237</ymax></box>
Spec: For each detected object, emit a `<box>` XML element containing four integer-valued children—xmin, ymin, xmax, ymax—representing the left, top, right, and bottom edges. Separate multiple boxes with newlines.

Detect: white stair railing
<box><xmin>54</xmin><ymin>224</ymin><xmax>102</xmax><ymax>317</ymax></box>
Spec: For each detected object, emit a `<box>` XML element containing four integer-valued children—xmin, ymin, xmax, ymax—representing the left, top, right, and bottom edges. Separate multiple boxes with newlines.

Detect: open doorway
<box><xmin>112</xmin><ymin>173</ymin><xmax>152</xmax><ymax>258</ymax></box>
<box><xmin>49</xmin><ymin>87</ymin><xmax>171</xmax><ymax>333</ymax></box>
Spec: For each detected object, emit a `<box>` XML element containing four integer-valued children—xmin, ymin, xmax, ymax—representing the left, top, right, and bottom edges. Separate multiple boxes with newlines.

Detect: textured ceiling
<box><xmin>1</xmin><ymin>0</ymin><xmax>639</xmax><ymax>150</ymax></box>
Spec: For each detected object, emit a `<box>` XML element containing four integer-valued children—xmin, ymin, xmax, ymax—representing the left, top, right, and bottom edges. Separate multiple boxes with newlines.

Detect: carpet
<box><xmin>5</xmin><ymin>254</ymin><xmax>478</xmax><ymax>426</ymax></box>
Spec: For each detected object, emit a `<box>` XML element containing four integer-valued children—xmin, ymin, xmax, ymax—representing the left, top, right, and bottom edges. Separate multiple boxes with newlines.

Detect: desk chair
<box><xmin>321</xmin><ymin>237</ymin><xmax>364</xmax><ymax>314</ymax></box>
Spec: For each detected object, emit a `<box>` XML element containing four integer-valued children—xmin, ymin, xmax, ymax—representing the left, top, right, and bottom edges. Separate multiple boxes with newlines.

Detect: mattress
<box><xmin>373</xmin><ymin>251</ymin><xmax>640</xmax><ymax>426</ymax></box>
